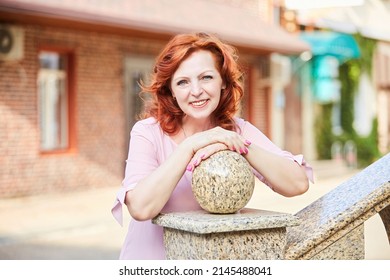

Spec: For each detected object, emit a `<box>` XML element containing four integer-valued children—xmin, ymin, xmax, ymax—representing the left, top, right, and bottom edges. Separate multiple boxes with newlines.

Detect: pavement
<box><xmin>0</xmin><ymin>160</ymin><xmax>389</xmax><ymax>260</ymax></box>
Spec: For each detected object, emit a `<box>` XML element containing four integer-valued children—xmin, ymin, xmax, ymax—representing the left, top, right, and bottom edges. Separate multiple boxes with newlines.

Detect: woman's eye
<box><xmin>202</xmin><ymin>75</ymin><xmax>213</xmax><ymax>81</ymax></box>
<box><xmin>177</xmin><ymin>80</ymin><xmax>188</xmax><ymax>86</ymax></box>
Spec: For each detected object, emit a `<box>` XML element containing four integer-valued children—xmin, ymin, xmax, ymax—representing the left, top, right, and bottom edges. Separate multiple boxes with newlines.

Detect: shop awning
<box><xmin>0</xmin><ymin>0</ymin><xmax>310</xmax><ymax>54</ymax></box>
<box><xmin>300</xmin><ymin>31</ymin><xmax>360</xmax><ymax>61</ymax></box>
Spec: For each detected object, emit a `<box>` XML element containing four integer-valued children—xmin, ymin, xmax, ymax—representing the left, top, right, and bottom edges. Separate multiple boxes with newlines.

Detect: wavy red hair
<box><xmin>141</xmin><ymin>32</ymin><xmax>244</xmax><ymax>134</ymax></box>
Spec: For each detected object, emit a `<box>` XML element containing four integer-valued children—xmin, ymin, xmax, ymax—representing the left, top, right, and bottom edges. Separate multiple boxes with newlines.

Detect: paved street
<box><xmin>0</xmin><ymin>160</ymin><xmax>389</xmax><ymax>260</ymax></box>
<box><xmin>0</xmin><ymin>185</ymin><xmax>126</xmax><ymax>259</ymax></box>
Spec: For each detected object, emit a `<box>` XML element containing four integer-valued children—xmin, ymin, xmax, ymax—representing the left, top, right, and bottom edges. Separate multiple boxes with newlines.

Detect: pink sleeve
<box><xmin>111</xmin><ymin>121</ymin><xmax>159</xmax><ymax>226</ymax></box>
<box><xmin>240</xmin><ymin>119</ymin><xmax>314</xmax><ymax>187</ymax></box>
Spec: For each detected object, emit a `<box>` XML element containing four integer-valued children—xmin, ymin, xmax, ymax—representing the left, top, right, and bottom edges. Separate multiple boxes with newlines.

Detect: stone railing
<box><xmin>285</xmin><ymin>152</ymin><xmax>389</xmax><ymax>259</ymax></box>
<box><xmin>152</xmin><ymin>153</ymin><xmax>390</xmax><ymax>259</ymax></box>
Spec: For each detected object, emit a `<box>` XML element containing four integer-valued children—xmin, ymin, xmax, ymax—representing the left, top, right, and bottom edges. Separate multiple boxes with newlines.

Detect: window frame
<box><xmin>37</xmin><ymin>47</ymin><xmax>76</xmax><ymax>155</ymax></box>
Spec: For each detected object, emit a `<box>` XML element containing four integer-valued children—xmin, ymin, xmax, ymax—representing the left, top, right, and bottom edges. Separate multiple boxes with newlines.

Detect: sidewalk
<box><xmin>0</xmin><ymin>160</ymin><xmax>389</xmax><ymax>260</ymax></box>
<box><xmin>0</xmin><ymin>185</ymin><xmax>126</xmax><ymax>259</ymax></box>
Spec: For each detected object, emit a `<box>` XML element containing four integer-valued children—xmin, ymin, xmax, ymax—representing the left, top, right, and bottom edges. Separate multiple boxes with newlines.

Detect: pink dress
<box><xmin>111</xmin><ymin>117</ymin><xmax>313</xmax><ymax>259</ymax></box>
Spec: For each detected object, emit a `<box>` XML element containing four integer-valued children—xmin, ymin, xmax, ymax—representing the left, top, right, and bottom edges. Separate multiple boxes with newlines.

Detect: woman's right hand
<box><xmin>185</xmin><ymin>142</ymin><xmax>227</xmax><ymax>172</ymax></box>
<box><xmin>183</xmin><ymin>126</ymin><xmax>251</xmax><ymax>171</ymax></box>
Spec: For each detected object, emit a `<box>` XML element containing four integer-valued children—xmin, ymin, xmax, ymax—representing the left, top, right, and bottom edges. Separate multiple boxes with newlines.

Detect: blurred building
<box><xmin>375</xmin><ymin>41</ymin><xmax>390</xmax><ymax>154</ymax></box>
<box><xmin>293</xmin><ymin>0</ymin><xmax>390</xmax><ymax>156</ymax></box>
<box><xmin>276</xmin><ymin>0</ymin><xmax>390</xmax><ymax>162</ymax></box>
<box><xmin>0</xmin><ymin>0</ymin><xmax>309</xmax><ymax>198</ymax></box>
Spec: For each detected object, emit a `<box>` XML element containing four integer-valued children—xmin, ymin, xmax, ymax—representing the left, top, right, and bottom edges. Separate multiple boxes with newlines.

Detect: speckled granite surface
<box><xmin>192</xmin><ymin>150</ymin><xmax>255</xmax><ymax>214</ymax></box>
<box><xmin>309</xmin><ymin>225</ymin><xmax>364</xmax><ymax>260</ymax></box>
<box><xmin>379</xmin><ymin>204</ymin><xmax>390</xmax><ymax>243</ymax></box>
<box><xmin>153</xmin><ymin>208</ymin><xmax>300</xmax><ymax>234</ymax></box>
<box><xmin>285</xmin><ymin>153</ymin><xmax>390</xmax><ymax>260</ymax></box>
<box><xmin>163</xmin><ymin>227</ymin><xmax>286</xmax><ymax>260</ymax></box>
<box><xmin>153</xmin><ymin>208</ymin><xmax>298</xmax><ymax>260</ymax></box>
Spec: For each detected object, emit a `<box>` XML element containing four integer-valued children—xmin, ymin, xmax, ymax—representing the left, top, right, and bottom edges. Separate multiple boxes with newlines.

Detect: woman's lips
<box><xmin>190</xmin><ymin>99</ymin><xmax>208</xmax><ymax>108</ymax></box>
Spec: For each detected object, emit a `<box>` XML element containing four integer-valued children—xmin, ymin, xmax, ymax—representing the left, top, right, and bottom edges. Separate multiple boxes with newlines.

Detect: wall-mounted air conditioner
<box><xmin>0</xmin><ymin>25</ymin><xmax>24</xmax><ymax>61</ymax></box>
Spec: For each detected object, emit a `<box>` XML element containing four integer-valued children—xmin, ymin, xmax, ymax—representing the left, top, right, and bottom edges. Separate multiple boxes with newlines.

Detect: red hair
<box><xmin>141</xmin><ymin>32</ymin><xmax>244</xmax><ymax>134</ymax></box>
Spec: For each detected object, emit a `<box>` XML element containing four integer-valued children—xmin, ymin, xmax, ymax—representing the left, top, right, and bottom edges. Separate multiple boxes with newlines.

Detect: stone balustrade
<box><xmin>285</xmin><ymin>153</ymin><xmax>390</xmax><ymax>259</ymax></box>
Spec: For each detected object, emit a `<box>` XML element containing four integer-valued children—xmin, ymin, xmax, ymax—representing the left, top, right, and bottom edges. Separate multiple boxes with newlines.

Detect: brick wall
<box><xmin>0</xmin><ymin>23</ymin><xmax>164</xmax><ymax>198</ymax></box>
<box><xmin>249</xmin><ymin>65</ymin><xmax>270</xmax><ymax>136</ymax></box>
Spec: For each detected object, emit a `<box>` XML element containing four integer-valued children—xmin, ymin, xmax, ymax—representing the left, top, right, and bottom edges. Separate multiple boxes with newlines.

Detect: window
<box><xmin>124</xmin><ymin>56</ymin><xmax>154</xmax><ymax>141</ymax></box>
<box><xmin>38</xmin><ymin>51</ymin><xmax>73</xmax><ymax>152</ymax></box>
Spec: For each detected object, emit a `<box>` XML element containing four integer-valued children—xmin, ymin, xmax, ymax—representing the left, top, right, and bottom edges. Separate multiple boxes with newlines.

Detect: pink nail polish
<box><xmin>245</xmin><ymin>139</ymin><xmax>251</xmax><ymax>145</ymax></box>
<box><xmin>186</xmin><ymin>165</ymin><xmax>193</xmax><ymax>172</ymax></box>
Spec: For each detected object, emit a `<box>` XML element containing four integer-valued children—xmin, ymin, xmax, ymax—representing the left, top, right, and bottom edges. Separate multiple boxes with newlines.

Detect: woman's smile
<box><xmin>190</xmin><ymin>99</ymin><xmax>209</xmax><ymax>108</ymax></box>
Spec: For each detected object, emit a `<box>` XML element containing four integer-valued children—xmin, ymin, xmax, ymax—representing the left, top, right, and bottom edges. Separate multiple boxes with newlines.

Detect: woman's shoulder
<box><xmin>233</xmin><ymin>116</ymin><xmax>262</xmax><ymax>135</ymax></box>
<box><xmin>233</xmin><ymin>116</ymin><xmax>249</xmax><ymax>130</ymax></box>
<box><xmin>234</xmin><ymin>116</ymin><xmax>245</xmax><ymax>126</ymax></box>
<box><xmin>134</xmin><ymin>117</ymin><xmax>159</xmax><ymax>128</ymax></box>
<box><xmin>131</xmin><ymin>117</ymin><xmax>162</xmax><ymax>135</ymax></box>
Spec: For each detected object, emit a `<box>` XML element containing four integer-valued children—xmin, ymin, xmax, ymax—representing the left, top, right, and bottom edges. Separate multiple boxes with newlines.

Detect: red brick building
<box><xmin>0</xmin><ymin>0</ymin><xmax>309</xmax><ymax>198</ymax></box>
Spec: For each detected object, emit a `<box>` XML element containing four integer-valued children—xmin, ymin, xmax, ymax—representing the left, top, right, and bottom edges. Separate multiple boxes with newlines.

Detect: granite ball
<box><xmin>191</xmin><ymin>150</ymin><xmax>255</xmax><ymax>214</ymax></box>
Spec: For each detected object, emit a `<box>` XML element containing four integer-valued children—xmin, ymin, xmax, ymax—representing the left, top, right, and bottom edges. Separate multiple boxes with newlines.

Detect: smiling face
<box><xmin>170</xmin><ymin>50</ymin><xmax>225</xmax><ymax>123</ymax></box>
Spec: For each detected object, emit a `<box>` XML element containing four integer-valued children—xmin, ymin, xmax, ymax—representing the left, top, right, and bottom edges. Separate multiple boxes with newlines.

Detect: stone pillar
<box><xmin>152</xmin><ymin>208</ymin><xmax>300</xmax><ymax>260</ymax></box>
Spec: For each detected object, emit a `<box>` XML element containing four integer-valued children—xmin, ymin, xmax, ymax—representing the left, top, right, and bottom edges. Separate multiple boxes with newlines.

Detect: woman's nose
<box><xmin>190</xmin><ymin>82</ymin><xmax>203</xmax><ymax>96</ymax></box>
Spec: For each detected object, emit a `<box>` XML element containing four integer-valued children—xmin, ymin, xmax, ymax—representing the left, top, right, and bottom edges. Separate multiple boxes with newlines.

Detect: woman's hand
<box><xmin>186</xmin><ymin>142</ymin><xmax>227</xmax><ymax>171</ymax></box>
<box><xmin>183</xmin><ymin>126</ymin><xmax>251</xmax><ymax>171</ymax></box>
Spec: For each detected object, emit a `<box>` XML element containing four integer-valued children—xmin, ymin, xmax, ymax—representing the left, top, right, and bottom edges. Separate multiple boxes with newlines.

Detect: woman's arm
<box><xmin>239</xmin><ymin>120</ymin><xmax>311</xmax><ymax>197</ymax></box>
<box><xmin>125</xmin><ymin>142</ymin><xmax>193</xmax><ymax>221</ymax></box>
<box><xmin>243</xmin><ymin>144</ymin><xmax>309</xmax><ymax>197</ymax></box>
<box><xmin>184</xmin><ymin>121</ymin><xmax>312</xmax><ymax>197</ymax></box>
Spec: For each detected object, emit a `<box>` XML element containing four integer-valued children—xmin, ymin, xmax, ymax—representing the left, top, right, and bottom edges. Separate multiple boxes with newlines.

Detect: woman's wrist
<box><xmin>179</xmin><ymin>137</ymin><xmax>197</xmax><ymax>159</ymax></box>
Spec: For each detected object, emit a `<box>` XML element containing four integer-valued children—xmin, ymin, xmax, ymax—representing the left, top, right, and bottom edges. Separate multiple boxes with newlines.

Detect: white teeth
<box><xmin>191</xmin><ymin>100</ymin><xmax>207</xmax><ymax>106</ymax></box>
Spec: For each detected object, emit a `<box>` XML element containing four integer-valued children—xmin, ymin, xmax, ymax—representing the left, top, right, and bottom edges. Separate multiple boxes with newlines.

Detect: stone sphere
<box><xmin>192</xmin><ymin>150</ymin><xmax>255</xmax><ymax>214</ymax></box>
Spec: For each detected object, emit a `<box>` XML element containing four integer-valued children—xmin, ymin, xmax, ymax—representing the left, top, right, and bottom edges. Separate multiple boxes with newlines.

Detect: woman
<box><xmin>112</xmin><ymin>32</ymin><xmax>313</xmax><ymax>259</ymax></box>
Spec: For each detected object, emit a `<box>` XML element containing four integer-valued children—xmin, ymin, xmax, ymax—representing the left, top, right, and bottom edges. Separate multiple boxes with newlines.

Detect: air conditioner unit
<box><xmin>0</xmin><ymin>25</ymin><xmax>24</xmax><ymax>61</ymax></box>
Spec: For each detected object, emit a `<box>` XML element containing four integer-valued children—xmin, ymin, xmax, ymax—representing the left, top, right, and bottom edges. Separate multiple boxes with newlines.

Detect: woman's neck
<box><xmin>182</xmin><ymin>117</ymin><xmax>214</xmax><ymax>136</ymax></box>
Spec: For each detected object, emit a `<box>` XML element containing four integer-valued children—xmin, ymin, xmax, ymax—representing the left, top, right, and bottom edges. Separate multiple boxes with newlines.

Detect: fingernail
<box><xmin>200</xmin><ymin>153</ymin><xmax>206</xmax><ymax>159</ymax></box>
<box><xmin>186</xmin><ymin>165</ymin><xmax>193</xmax><ymax>172</ymax></box>
<box><xmin>245</xmin><ymin>139</ymin><xmax>251</xmax><ymax>145</ymax></box>
<box><xmin>244</xmin><ymin>147</ymin><xmax>248</xmax><ymax>154</ymax></box>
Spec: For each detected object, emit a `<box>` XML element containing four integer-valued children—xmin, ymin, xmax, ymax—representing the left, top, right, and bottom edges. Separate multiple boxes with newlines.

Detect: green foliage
<box><xmin>315</xmin><ymin>103</ymin><xmax>334</xmax><ymax>159</ymax></box>
<box><xmin>314</xmin><ymin>34</ymin><xmax>380</xmax><ymax>167</ymax></box>
<box><xmin>339</xmin><ymin>61</ymin><xmax>358</xmax><ymax>134</ymax></box>
<box><xmin>354</xmin><ymin>118</ymin><xmax>381</xmax><ymax>166</ymax></box>
<box><xmin>353</xmin><ymin>33</ymin><xmax>377</xmax><ymax>75</ymax></box>
<box><xmin>331</xmin><ymin>118</ymin><xmax>381</xmax><ymax>167</ymax></box>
